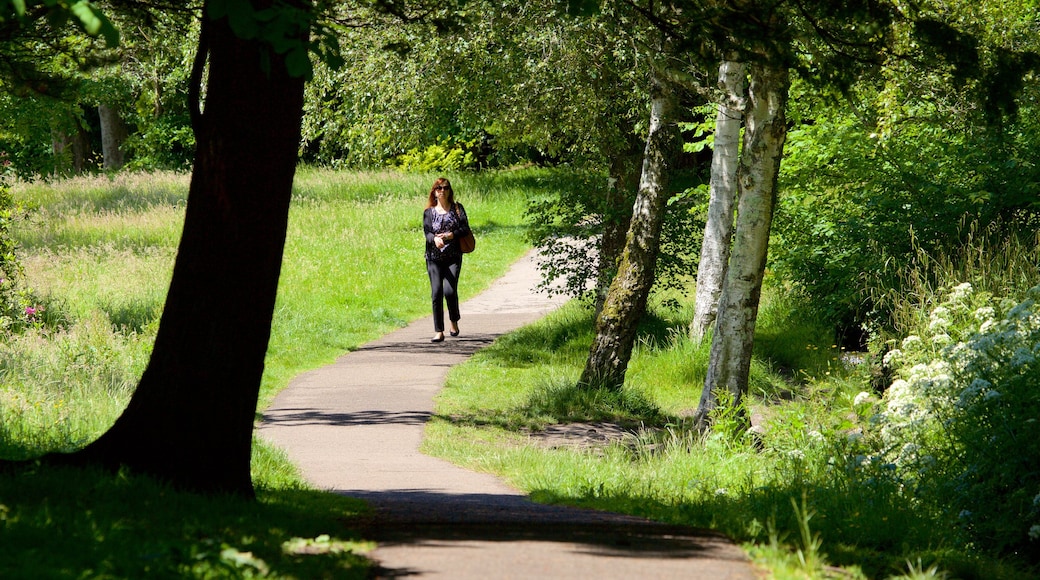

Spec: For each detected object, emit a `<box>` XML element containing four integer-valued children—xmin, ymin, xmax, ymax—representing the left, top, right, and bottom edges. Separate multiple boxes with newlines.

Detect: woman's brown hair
<box><xmin>426</xmin><ymin>177</ymin><xmax>455</xmax><ymax>209</ymax></box>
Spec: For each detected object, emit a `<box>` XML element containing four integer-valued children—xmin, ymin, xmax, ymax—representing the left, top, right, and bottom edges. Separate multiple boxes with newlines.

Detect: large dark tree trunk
<box><xmin>51</xmin><ymin>2</ymin><xmax>309</xmax><ymax>497</ymax></box>
<box><xmin>579</xmin><ymin>74</ymin><xmax>681</xmax><ymax>390</ymax></box>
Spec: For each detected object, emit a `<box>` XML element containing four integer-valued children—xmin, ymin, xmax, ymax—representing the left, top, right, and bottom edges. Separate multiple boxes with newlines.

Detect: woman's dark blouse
<box><xmin>424</xmin><ymin>202</ymin><xmax>471</xmax><ymax>262</ymax></box>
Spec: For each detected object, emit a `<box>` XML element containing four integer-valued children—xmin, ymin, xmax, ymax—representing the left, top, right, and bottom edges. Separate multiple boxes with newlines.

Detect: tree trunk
<box><xmin>693</xmin><ymin>61</ymin><xmax>789</xmax><ymax>430</ymax></box>
<box><xmin>579</xmin><ymin>75</ymin><xmax>681</xmax><ymax>390</ymax></box>
<box><xmin>53</xmin><ymin>1</ymin><xmax>309</xmax><ymax>497</ymax></box>
<box><xmin>51</xmin><ymin>116</ymin><xmax>91</xmax><ymax>176</ymax></box>
<box><xmin>691</xmin><ymin>59</ymin><xmax>745</xmax><ymax>340</ymax></box>
<box><xmin>595</xmin><ymin>147</ymin><xmax>640</xmax><ymax>316</ymax></box>
<box><xmin>98</xmin><ymin>103</ymin><xmax>128</xmax><ymax>171</ymax></box>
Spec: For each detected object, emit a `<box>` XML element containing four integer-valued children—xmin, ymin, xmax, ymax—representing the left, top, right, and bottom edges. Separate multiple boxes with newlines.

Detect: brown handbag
<box><xmin>455</xmin><ymin>205</ymin><xmax>475</xmax><ymax>253</ymax></box>
<box><xmin>458</xmin><ymin>230</ymin><xmax>475</xmax><ymax>253</ymax></box>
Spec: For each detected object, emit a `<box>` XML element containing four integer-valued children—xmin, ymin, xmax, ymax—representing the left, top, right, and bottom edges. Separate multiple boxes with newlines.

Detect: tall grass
<box><xmin>869</xmin><ymin>221</ymin><xmax>1040</xmax><ymax>342</ymax></box>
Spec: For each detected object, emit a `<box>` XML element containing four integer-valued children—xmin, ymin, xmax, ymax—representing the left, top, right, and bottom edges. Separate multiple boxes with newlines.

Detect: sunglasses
<box><xmin>435</xmin><ymin>185</ymin><xmax>450</xmax><ymax>191</ymax></box>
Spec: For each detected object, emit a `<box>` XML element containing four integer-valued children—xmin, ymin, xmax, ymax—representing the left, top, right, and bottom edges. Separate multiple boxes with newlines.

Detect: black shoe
<box><xmin>431</xmin><ymin>334</ymin><xmax>445</xmax><ymax>343</ymax></box>
<box><xmin>450</xmin><ymin>328</ymin><xmax>460</xmax><ymax>337</ymax></box>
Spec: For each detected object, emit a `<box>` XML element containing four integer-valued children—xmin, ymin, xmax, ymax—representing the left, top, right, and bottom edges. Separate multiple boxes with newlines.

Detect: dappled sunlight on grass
<box><xmin>0</xmin><ymin>463</ymin><xmax>373</xmax><ymax>578</ymax></box>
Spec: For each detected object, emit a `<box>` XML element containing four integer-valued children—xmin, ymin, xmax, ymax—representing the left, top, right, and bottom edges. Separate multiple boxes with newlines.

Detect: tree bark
<box><xmin>691</xmin><ymin>59</ymin><xmax>745</xmax><ymax>340</ymax></box>
<box><xmin>98</xmin><ymin>103</ymin><xmax>128</xmax><ymax>171</ymax></box>
<box><xmin>579</xmin><ymin>74</ymin><xmax>681</xmax><ymax>390</ymax></box>
<box><xmin>595</xmin><ymin>147</ymin><xmax>640</xmax><ymax>316</ymax></box>
<box><xmin>52</xmin><ymin>1</ymin><xmax>310</xmax><ymax>497</ymax></box>
<box><xmin>693</xmin><ymin>61</ymin><xmax>789</xmax><ymax>430</ymax></box>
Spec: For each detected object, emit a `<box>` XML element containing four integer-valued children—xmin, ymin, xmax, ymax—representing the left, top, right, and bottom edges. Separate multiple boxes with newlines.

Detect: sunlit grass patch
<box><xmin>22</xmin><ymin>246</ymin><xmax>173</xmax><ymax>330</ymax></box>
<box><xmin>16</xmin><ymin>204</ymin><xmax>185</xmax><ymax>251</ymax></box>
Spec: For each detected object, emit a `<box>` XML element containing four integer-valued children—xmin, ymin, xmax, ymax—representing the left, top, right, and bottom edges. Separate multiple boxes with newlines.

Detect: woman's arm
<box><xmin>423</xmin><ymin>208</ymin><xmax>437</xmax><ymax>244</ymax></box>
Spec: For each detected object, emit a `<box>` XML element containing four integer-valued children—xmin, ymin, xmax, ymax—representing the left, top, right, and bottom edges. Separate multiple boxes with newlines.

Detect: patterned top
<box><xmin>423</xmin><ymin>203</ymin><xmax>470</xmax><ymax>262</ymax></box>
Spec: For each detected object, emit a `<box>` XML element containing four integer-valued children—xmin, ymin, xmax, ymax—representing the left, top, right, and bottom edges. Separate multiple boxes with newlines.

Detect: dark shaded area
<box><xmin>340</xmin><ymin>489</ymin><xmax>749</xmax><ymax>578</ymax></box>
<box><xmin>0</xmin><ymin>464</ymin><xmax>371</xmax><ymax>578</ymax></box>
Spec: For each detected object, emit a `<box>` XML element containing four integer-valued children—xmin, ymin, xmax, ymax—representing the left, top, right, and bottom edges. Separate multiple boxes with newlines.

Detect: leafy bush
<box><xmin>773</xmin><ymin>85</ymin><xmax>1040</xmax><ymax>340</ymax></box>
<box><xmin>0</xmin><ymin>182</ymin><xmax>39</xmax><ymax>334</ymax></box>
<box><xmin>122</xmin><ymin>114</ymin><xmax>195</xmax><ymax>171</ymax></box>
<box><xmin>865</xmin><ymin>282</ymin><xmax>1040</xmax><ymax>562</ymax></box>
<box><xmin>394</xmin><ymin>139</ymin><xmax>477</xmax><ymax>172</ymax></box>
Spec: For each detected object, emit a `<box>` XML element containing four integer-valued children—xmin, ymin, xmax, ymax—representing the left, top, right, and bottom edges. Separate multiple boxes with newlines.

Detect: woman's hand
<box><xmin>434</xmin><ymin>235</ymin><xmax>446</xmax><ymax>249</ymax></box>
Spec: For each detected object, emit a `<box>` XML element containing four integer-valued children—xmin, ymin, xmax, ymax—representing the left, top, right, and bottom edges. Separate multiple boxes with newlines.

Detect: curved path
<box><xmin>257</xmin><ymin>252</ymin><xmax>758</xmax><ymax>579</ymax></box>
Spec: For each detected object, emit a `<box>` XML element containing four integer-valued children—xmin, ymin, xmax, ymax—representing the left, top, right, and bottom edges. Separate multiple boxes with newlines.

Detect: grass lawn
<box><xmin>0</xmin><ymin>167</ymin><xmax>567</xmax><ymax>577</ymax></box>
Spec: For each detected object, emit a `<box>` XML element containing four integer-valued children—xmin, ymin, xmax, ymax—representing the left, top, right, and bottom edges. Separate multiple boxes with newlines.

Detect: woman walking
<box><xmin>423</xmin><ymin>177</ymin><xmax>471</xmax><ymax>343</ymax></box>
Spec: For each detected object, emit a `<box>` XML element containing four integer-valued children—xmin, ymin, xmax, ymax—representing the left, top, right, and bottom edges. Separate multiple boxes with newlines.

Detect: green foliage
<box><xmin>525</xmin><ymin>170</ymin><xmax>704</xmax><ymax>302</ymax></box>
<box><xmin>773</xmin><ymin>75</ymin><xmax>1040</xmax><ymax>337</ymax></box>
<box><xmin>0</xmin><ymin>181</ymin><xmax>39</xmax><ymax>334</ymax></box>
<box><xmin>394</xmin><ymin>139</ymin><xmax>477</xmax><ymax>172</ymax></box>
<box><xmin>300</xmin><ymin>0</ymin><xmax>649</xmax><ymax>170</ymax></box>
<box><xmin>0</xmin><ymin>0</ymin><xmax>119</xmax><ymax>47</ymax></box>
<box><xmin>867</xmin><ymin>281</ymin><xmax>1040</xmax><ymax>563</ymax></box>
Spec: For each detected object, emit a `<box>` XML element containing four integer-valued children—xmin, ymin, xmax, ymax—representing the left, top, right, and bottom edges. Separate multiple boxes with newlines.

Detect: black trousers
<box><xmin>427</xmin><ymin>257</ymin><xmax>462</xmax><ymax>332</ymax></box>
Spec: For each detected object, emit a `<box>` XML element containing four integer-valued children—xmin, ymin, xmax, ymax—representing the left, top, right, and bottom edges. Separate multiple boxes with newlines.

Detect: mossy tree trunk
<box><xmin>594</xmin><ymin>144</ymin><xmax>642</xmax><ymax>316</ymax></box>
<box><xmin>579</xmin><ymin>73</ymin><xmax>681</xmax><ymax>391</ymax></box>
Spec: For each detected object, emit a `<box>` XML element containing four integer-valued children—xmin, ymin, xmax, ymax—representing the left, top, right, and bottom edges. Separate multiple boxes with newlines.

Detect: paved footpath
<box><xmin>257</xmin><ymin>251</ymin><xmax>760</xmax><ymax>579</ymax></box>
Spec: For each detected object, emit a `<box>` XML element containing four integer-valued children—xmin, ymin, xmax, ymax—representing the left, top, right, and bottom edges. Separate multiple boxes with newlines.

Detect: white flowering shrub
<box><xmin>867</xmin><ymin>282</ymin><xmax>1040</xmax><ymax>561</ymax></box>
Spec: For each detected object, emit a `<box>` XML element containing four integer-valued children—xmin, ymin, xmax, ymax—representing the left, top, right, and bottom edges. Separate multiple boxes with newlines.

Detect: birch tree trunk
<box><xmin>691</xmin><ymin>59</ymin><xmax>746</xmax><ymax>340</ymax></box>
<box><xmin>693</xmin><ymin>61</ymin><xmax>789</xmax><ymax>429</ymax></box>
<box><xmin>579</xmin><ymin>75</ymin><xmax>681</xmax><ymax>390</ymax></box>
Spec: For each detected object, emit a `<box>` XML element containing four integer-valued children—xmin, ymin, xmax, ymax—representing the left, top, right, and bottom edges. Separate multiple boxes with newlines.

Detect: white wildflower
<box><xmin>984</xmin><ymin>389</ymin><xmax>1002</xmax><ymax>401</ymax></box>
<box><xmin>715</xmin><ymin>488</ymin><xmax>729</xmax><ymax>496</ymax></box>
<box><xmin>960</xmin><ymin>379</ymin><xmax>988</xmax><ymax>400</ymax></box>
<box><xmin>853</xmin><ymin>391</ymin><xmax>873</xmax><ymax>406</ymax></box>
<box><xmin>928</xmin><ymin>317</ymin><xmax>950</xmax><ymax>332</ymax></box>
<box><xmin>1008</xmin><ymin>299</ymin><xmax>1036</xmax><ymax>321</ymax></box>
<box><xmin>787</xmin><ymin>449</ymin><xmax>805</xmax><ymax>460</ymax></box>
<box><xmin>931</xmin><ymin>333</ymin><xmax>952</xmax><ymax>345</ymax></box>
<box><xmin>883</xmin><ymin>349</ymin><xmax>903</xmax><ymax>365</ymax></box>
<box><xmin>901</xmin><ymin>335</ymin><xmax>922</xmax><ymax>350</ymax></box>
<box><xmin>950</xmin><ymin>282</ymin><xmax>973</xmax><ymax>299</ymax></box>
<box><xmin>808</xmin><ymin>430</ymin><xmax>825</xmax><ymax>442</ymax></box>
<box><xmin>974</xmin><ymin>307</ymin><xmax>995</xmax><ymax>321</ymax></box>
<box><xmin>899</xmin><ymin>443</ymin><xmax>919</xmax><ymax>462</ymax></box>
